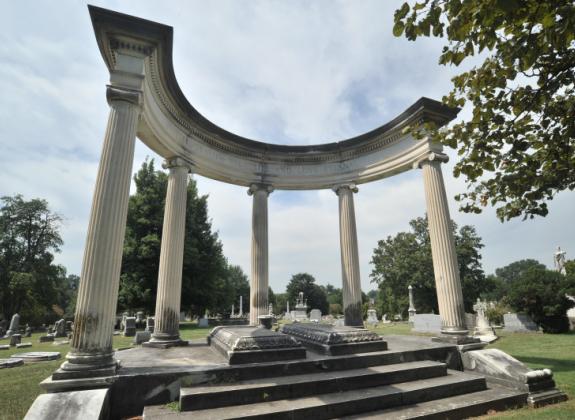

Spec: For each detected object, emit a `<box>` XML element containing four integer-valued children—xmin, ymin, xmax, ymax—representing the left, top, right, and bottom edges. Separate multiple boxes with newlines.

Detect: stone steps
<box><xmin>143</xmin><ymin>370</ymin><xmax>488</xmax><ymax>419</ymax></box>
<box><xmin>341</xmin><ymin>385</ymin><xmax>528</xmax><ymax>419</ymax></box>
<box><xmin>180</xmin><ymin>360</ymin><xmax>447</xmax><ymax>411</ymax></box>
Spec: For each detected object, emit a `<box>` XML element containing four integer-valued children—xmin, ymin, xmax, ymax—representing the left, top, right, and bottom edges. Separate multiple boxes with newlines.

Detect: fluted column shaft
<box><xmin>420</xmin><ymin>155</ymin><xmax>467</xmax><ymax>335</ymax></box>
<box><xmin>249</xmin><ymin>184</ymin><xmax>272</xmax><ymax>325</ymax></box>
<box><xmin>335</xmin><ymin>184</ymin><xmax>363</xmax><ymax>327</ymax></box>
<box><xmin>148</xmin><ymin>159</ymin><xmax>189</xmax><ymax>347</ymax></box>
<box><xmin>62</xmin><ymin>85</ymin><xmax>141</xmax><ymax>376</ymax></box>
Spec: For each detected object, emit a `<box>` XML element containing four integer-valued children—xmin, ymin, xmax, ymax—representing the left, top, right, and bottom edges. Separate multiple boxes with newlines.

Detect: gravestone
<box><xmin>0</xmin><ymin>345</ymin><xmax>9</xmax><ymax>350</ymax></box>
<box><xmin>11</xmin><ymin>351</ymin><xmax>60</xmax><ymax>362</ymax></box>
<box><xmin>412</xmin><ymin>314</ymin><xmax>442</xmax><ymax>333</ymax></box>
<box><xmin>504</xmin><ymin>313</ymin><xmax>539</xmax><ymax>332</ymax></box>
<box><xmin>16</xmin><ymin>342</ymin><xmax>32</xmax><ymax>349</ymax></box>
<box><xmin>0</xmin><ymin>358</ymin><xmax>23</xmax><ymax>368</ymax></box>
<box><xmin>382</xmin><ymin>314</ymin><xmax>391</xmax><ymax>324</ymax></box>
<box><xmin>54</xmin><ymin>319</ymin><xmax>66</xmax><ymax>338</ymax></box>
<box><xmin>24</xmin><ymin>325</ymin><xmax>32</xmax><ymax>337</ymax></box>
<box><xmin>136</xmin><ymin>311</ymin><xmax>145</xmax><ymax>329</ymax></box>
<box><xmin>39</xmin><ymin>335</ymin><xmax>54</xmax><ymax>343</ymax></box>
<box><xmin>334</xmin><ymin>318</ymin><xmax>345</xmax><ymax>327</ymax></box>
<box><xmin>465</xmin><ymin>313</ymin><xmax>477</xmax><ymax>331</ymax></box>
<box><xmin>198</xmin><ymin>318</ymin><xmax>209</xmax><ymax>328</ymax></box>
<box><xmin>134</xmin><ymin>331</ymin><xmax>151</xmax><ymax>344</ymax></box>
<box><xmin>366</xmin><ymin>309</ymin><xmax>379</xmax><ymax>326</ymax></box>
<box><xmin>309</xmin><ymin>309</ymin><xmax>322</xmax><ymax>323</ymax></box>
<box><xmin>293</xmin><ymin>292</ymin><xmax>308</xmax><ymax>321</ymax></box>
<box><xmin>473</xmin><ymin>298</ymin><xmax>498</xmax><ymax>343</ymax></box>
<box><xmin>6</xmin><ymin>313</ymin><xmax>20</xmax><ymax>336</ymax></box>
<box><xmin>121</xmin><ymin>312</ymin><xmax>128</xmax><ymax>330</ymax></box>
<box><xmin>145</xmin><ymin>317</ymin><xmax>155</xmax><ymax>333</ymax></box>
<box><xmin>123</xmin><ymin>317</ymin><xmax>136</xmax><ymax>337</ymax></box>
<box><xmin>10</xmin><ymin>334</ymin><xmax>22</xmax><ymax>346</ymax></box>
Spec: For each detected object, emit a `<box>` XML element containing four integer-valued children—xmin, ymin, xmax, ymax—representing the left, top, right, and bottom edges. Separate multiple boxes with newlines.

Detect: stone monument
<box><xmin>554</xmin><ymin>246</ymin><xmax>566</xmax><ymax>274</ymax></box>
<box><xmin>123</xmin><ymin>317</ymin><xmax>136</xmax><ymax>337</ymax></box>
<box><xmin>473</xmin><ymin>298</ymin><xmax>497</xmax><ymax>343</ymax></box>
<box><xmin>145</xmin><ymin>317</ymin><xmax>155</xmax><ymax>334</ymax></box>
<box><xmin>238</xmin><ymin>296</ymin><xmax>243</xmax><ymax>317</ymax></box>
<box><xmin>293</xmin><ymin>292</ymin><xmax>308</xmax><ymax>321</ymax></box>
<box><xmin>6</xmin><ymin>313</ymin><xmax>20</xmax><ymax>337</ymax></box>
<box><xmin>24</xmin><ymin>324</ymin><xmax>32</xmax><ymax>338</ymax></box>
<box><xmin>54</xmin><ymin>319</ymin><xmax>66</xmax><ymax>338</ymax></box>
<box><xmin>309</xmin><ymin>309</ymin><xmax>322</xmax><ymax>323</ymax></box>
<box><xmin>408</xmin><ymin>285</ymin><xmax>416</xmax><ymax>323</ymax></box>
<box><xmin>366</xmin><ymin>309</ymin><xmax>378</xmax><ymax>326</ymax></box>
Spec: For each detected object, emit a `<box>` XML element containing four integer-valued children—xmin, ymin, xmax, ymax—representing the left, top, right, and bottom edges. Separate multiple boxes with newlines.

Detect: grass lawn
<box><xmin>1</xmin><ymin>322</ymin><xmax>572</xmax><ymax>420</ymax></box>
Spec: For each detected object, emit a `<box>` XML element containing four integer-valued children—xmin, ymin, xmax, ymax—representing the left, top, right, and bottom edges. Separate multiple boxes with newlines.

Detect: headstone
<box><xmin>309</xmin><ymin>309</ymin><xmax>322</xmax><ymax>323</ymax></box>
<box><xmin>133</xmin><ymin>331</ymin><xmax>151</xmax><ymax>344</ymax></box>
<box><xmin>123</xmin><ymin>317</ymin><xmax>136</xmax><ymax>337</ymax></box>
<box><xmin>6</xmin><ymin>313</ymin><xmax>20</xmax><ymax>336</ymax></box>
<box><xmin>268</xmin><ymin>303</ymin><xmax>274</xmax><ymax>316</ymax></box>
<box><xmin>408</xmin><ymin>285</ymin><xmax>417</xmax><ymax>322</ymax></box>
<box><xmin>16</xmin><ymin>342</ymin><xmax>32</xmax><ymax>349</ymax></box>
<box><xmin>334</xmin><ymin>318</ymin><xmax>345</xmax><ymax>327</ymax></box>
<box><xmin>39</xmin><ymin>335</ymin><xmax>55</xmax><ymax>343</ymax></box>
<box><xmin>473</xmin><ymin>298</ymin><xmax>498</xmax><ymax>343</ymax></box>
<box><xmin>366</xmin><ymin>309</ymin><xmax>378</xmax><ymax>326</ymax></box>
<box><xmin>503</xmin><ymin>313</ymin><xmax>539</xmax><ymax>332</ymax></box>
<box><xmin>10</xmin><ymin>351</ymin><xmax>60</xmax><ymax>362</ymax></box>
<box><xmin>136</xmin><ymin>311</ymin><xmax>145</xmax><ymax>328</ymax></box>
<box><xmin>412</xmin><ymin>314</ymin><xmax>442</xmax><ymax>333</ymax></box>
<box><xmin>180</xmin><ymin>311</ymin><xmax>186</xmax><ymax>322</ymax></box>
<box><xmin>294</xmin><ymin>292</ymin><xmax>308</xmax><ymax>321</ymax></box>
<box><xmin>198</xmin><ymin>318</ymin><xmax>209</xmax><ymax>328</ymax></box>
<box><xmin>24</xmin><ymin>325</ymin><xmax>32</xmax><ymax>337</ymax></box>
<box><xmin>145</xmin><ymin>317</ymin><xmax>155</xmax><ymax>333</ymax></box>
<box><xmin>54</xmin><ymin>319</ymin><xmax>66</xmax><ymax>338</ymax></box>
<box><xmin>0</xmin><ymin>358</ymin><xmax>24</xmax><ymax>368</ymax></box>
<box><xmin>0</xmin><ymin>345</ymin><xmax>9</xmax><ymax>350</ymax></box>
<box><xmin>121</xmin><ymin>312</ymin><xmax>128</xmax><ymax>330</ymax></box>
<box><xmin>465</xmin><ymin>313</ymin><xmax>477</xmax><ymax>331</ymax></box>
<box><xmin>10</xmin><ymin>334</ymin><xmax>22</xmax><ymax>346</ymax></box>
<box><xmin>52</xmin><ymin>340</ymin><xmax>70</xmax><ymax>346</ymax></box>
<box><xmin>382</xmin><ymin>314</ymin><xmax>391</xmax><ymax>324</ymax></box>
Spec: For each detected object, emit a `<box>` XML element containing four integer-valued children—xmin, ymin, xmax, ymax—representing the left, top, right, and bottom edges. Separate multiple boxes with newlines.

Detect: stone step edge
<box><xmin>174</xmin><ymin>371</ymin><xmax>487</xmax><ymax>419</ymax></box>
<box><xmin>180</xmin><ymin>360</ymin><xmax>447</xmax><ymax>411</ymax></box>
<box><xmin>340</xmin><ymin>385</ymin><xmax>528</xmax><ymax>419</ymax></box>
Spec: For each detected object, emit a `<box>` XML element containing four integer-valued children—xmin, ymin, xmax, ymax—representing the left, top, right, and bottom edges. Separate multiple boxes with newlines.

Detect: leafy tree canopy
<box><xmin>0</xmin><ymin>195</ymin><xmax>75</xmax><ymax>324</ymax></box>
<box><xmin>119</xmin><ymin>159</ymin><xmax>246</xmax><ymax>317</ymax></box>
<box><xmin>394</xmin><ymin>1</ymin><xmax>575</xmax><ymax>220</ymax></box>
<box><xmin>370</xmin><ymin>216</ymin><xmax>489</xmax><ymax>316</ymax></box>
<box><xmin>286</xmin><ymin>273</ymin><xmax>329</xmax><ymax>315</ymax></box>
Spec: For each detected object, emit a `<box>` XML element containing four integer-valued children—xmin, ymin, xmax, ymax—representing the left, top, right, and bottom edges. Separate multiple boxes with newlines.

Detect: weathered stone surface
<box><xmin>198</xmin><ymin>318</ymin><xmax>209</xmax><ymax>328</ymax></box>
<box><xmin>12</xmin><ymin>351</ymin><xmax>61</xmax><ymax>362</ymax></box>
<box><xmin>208</xmin><ymin>325</ymin><xmax>305</xmax><ymax>364</ymax></box>
<box><xmin>281</xmin><ymin>323</ymin><xmax>387</xmax><ymax>355</ymax></box>
<box><xmin>39</xmin><ymin>335</ymin><xmax>55</xmax><ymax>343</ymax></box>
<box><xmin>23</xmin><ymin>388</ymin><xmax>109</xmax><ymax>420</ymax></box>
<box><xmin>6</xmin><ymin>313</ymin><xmax>20</xmax><ymax>336</ymax></box>
<box><xmin>412</xmin><ymin>314</ymin><xmax>442</xmax><ymax>333</ymax></box>
<box><xmin>366</xmin><ymin>309</ymin><xmax>379</xmax><ymax>326</ymax></box>
<box><xmin>54</xmin><ymin>319</ymin><xmax>66</xmax><ymax>338</ymax></box>
<box><xmin>134</xmin><ymin>331</ymin><xmax>151</xmax><ymax>344</ymax></box>
<box><xmin>0</xmin><ymin>345</ymin><xmax>9</xmax><ymax>350</ymax></box>
<box><xmin>462</xmin><ymin>348</ymin><xmax>567</xmax><ymax>407</ymax></box>
<box><xmin>309</xmin><ymin>309</ymin><xmax>322</xmax><ymax>323</ymax></box>
<box><xmin>52</xmin><ymin>340</ymin><xmax>70</xmax><ymax>346</ymax></box>
<box><xmin>123</xmin><ymin>317</ymin><xmax>136</xmax><ymax>337</ymax></box>
<box><xmin>504</xmin><ymin>313</ymin><xmax>539</xmax><ymax>332</ymax></box>
<box><xmin>145</xmin><ymin>317</ymin><xmax>155</xmax><ymax>333</ymax></box>
<box><xmin>0</xmin><ymin>358</ymin><xmax>23</xmax><ymax>368</ymax></box>
<box><xmin>16</xmin><ymin>342</ymin><xmax>32</xmax><ymax>348</ymax></box>
<box><xmin>10</xmin><ymin>334</ymin><xmax>22</xmax><ymax>346</ymax></box>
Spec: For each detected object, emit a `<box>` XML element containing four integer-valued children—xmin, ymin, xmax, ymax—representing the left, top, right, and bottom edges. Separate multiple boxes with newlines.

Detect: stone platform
<box><xmin>280</xmin><ymin>322</ymin><xmax>387</xmax><ymax>355</ymax></box>
<box><xmin>207</xmin><ymin>325</ymin><xmax>305</xmax><ymax>364</ymax></box>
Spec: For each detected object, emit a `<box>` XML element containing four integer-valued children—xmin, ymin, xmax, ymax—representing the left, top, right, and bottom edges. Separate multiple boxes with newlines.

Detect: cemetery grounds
<box><xmin>0</xmin><ymin>322</ymin><xmax>573</xmax><ymax>420</ymax></box>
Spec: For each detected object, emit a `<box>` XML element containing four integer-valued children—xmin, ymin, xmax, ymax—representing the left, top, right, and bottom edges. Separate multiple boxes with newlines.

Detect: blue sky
<box><xmin>1</xmin><ymin>1</ymin><xmax>573</xmax><ymax>294</ymax></box>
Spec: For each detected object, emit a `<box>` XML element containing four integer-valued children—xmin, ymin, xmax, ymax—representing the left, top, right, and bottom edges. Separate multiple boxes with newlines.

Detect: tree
<box><xmin>0</xmin><ymin>195</ymin><xmax>74</xmax><ymax>324</ymax></box>
<box><xmin>506</xmin><ymin>266</ymin><xmax>575</xmax><ymax>333</ymax></box>
<box><xmin>285</xmin><ymin>273</ymin><xmax>329</xmax><ymax>315</ymax></box>
<box><xmin>370</xmin><ymin>216</ymin><xmax>488</xmax><ymax>316</ymax></box>
<box><xmin>119</xmin><ymin>159</ymin><xmax>230</xmax><ymax>317</ymax></box>
<box><xmin>394</xmin><ymin>1</ymin><xmax>575</xmax><ymax>220</ymax></box>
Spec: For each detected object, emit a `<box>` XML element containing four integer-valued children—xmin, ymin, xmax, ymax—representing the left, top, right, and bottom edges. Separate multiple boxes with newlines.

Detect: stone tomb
<box><xmin>1</xmin><ymin>358</ymin><xmax>23</xmax><ymax>368</ymax></box>
<box><xmin>281</xmin><ymin>323</ymin><xmax>387</xmax><ymax>356</ymax></box>
<box><xmin>207</xmin><ymin>326</ymin><xmax>305</xmax><ymax>364</ymax></box>
<box><xmin>13</xmin><ymin>352</ymin><xmax>61</xmax><ymax>362</ymax></box>
<box><xmin>504</xmin><ymin>313</ymin><xmax>539</xmax><ymax>332</ymax></box>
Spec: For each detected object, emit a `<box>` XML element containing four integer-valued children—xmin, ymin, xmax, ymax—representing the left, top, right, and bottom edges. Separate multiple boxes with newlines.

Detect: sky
<box><xmin>1</xmin><ymin>1</ymin><xmax>573</xmax><ymax>294</ymax></box>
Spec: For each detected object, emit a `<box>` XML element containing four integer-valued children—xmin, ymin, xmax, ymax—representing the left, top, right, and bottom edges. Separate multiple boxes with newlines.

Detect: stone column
<box><xmin>146</xmin><ymin>158</ymin><xmax>189</xmax><ymax>348</ymax></box>
<box><xmin>408</xmin><ymin>285</ymin><xmax>416</xmax><ymax>322</ymax></box>
<box><xmin>57</xmin><ymin>84</ymin><xmax>142</xmax><ymax>379</ymax></box>
<box><xmin>334</xmin><ymin>184</ymin><xmax>363</xmax><ymax>327</ymax></box>
<box><xmin>416</xmin><ymin>153</ymin><xmax>473</xmax><ymax>342</ymax></box>
<box><xmin>248</xmin><ymin>184</ymin><xmax>273</xmax><ymax>326</ymax></box>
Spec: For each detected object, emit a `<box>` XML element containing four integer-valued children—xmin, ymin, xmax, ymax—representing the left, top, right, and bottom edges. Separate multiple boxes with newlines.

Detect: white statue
<box><xmin>554</xmin><ymin>246</ymin><xmax>567</xmax><ymax>274</ymax></box>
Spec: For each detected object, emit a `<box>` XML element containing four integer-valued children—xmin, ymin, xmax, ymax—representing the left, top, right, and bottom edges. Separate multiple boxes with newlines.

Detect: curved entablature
<box><xmin>89</xmin><ymin>5</ymin><xmax>459</xmax><ymax>189</ymax></box>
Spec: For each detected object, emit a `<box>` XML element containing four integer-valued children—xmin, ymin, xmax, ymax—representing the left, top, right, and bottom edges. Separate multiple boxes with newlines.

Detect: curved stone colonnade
<box><xmin>55</xmin><ymin>6</ymin><xmax>469</xmax><ymax>380</ymax></box>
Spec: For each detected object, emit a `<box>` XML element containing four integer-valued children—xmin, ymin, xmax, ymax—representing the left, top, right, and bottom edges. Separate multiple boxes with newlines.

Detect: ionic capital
<box><xmin>248</xmin><ymin>183</ymin><xmax>274</xmax><ymax>196</ymax></box>
<box><xmin>106</xmin><ymin>85</ymin><xmax>142</xmax><ymax>107</ymax></box>
<box><xmin>332</xmin><ymin>183</ymin><xmax>358</xmax><ymax>196</ymax></box>
<box><xmin>412</xmin><ymin>152</ymin><xmax>449</xmax><ymax>170</ymax></box>
<box><xmin>162</xmin><ymin>157</ymin><xmax>191</xmax><ymax>173</ymax></box>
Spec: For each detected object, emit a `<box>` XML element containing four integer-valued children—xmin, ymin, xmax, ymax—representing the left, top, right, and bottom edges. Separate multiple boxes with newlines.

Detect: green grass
<box><xmin>1</xmin><ymin>323</ymin><xmax>573</xmax><ymax>420</ymax></box>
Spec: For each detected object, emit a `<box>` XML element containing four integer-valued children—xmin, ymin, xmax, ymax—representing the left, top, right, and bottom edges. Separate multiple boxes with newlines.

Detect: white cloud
<box><xmin>0</xmin><ymin>0</ymin><xmax>573</xmax><ymax>300</ymax></box>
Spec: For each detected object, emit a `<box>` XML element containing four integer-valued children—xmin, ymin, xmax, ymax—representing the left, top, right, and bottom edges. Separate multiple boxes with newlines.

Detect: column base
<box><xmin>432</xmin><ymin>333</ymin><xmax>486</xmax><ymax>351</ymax></box>
<box><xmin>52</xmin><ymin>351</ymin><xmax>118</xmax><ymax>381</ymax></box>
<box><xmin>142</xmin><ymin>336</ymin><xmax>188</xmax><ymax>349</ymax></box>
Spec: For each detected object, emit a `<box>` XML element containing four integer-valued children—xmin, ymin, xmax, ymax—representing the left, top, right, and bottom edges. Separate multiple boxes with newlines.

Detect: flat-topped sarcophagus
<box><xmin>208</xmin><ymin>326</ymin><xmax>306</xmax><ymax>365</ymax></box>
<box><xmin>281</xmin><ymin>323</ymin><xmax>387</xmax><ymax>355</ymax></box>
